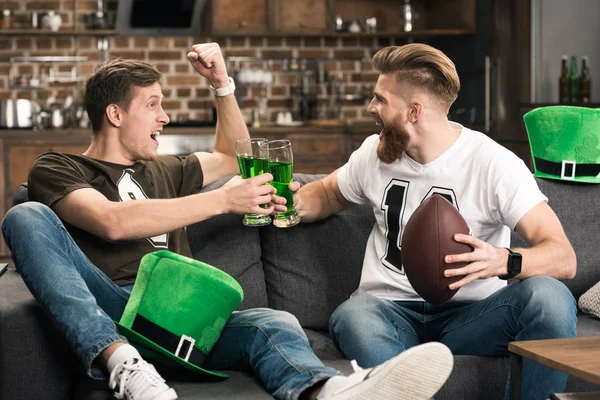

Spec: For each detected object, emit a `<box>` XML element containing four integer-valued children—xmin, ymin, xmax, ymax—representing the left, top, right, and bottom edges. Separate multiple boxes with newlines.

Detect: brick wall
<box><xmin>0</xmin><ymin>0</ymin><xmax>406</xmax><ymax>124</ymax></box>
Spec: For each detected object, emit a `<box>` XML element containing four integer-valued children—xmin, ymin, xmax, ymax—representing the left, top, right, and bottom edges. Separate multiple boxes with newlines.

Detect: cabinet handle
<box><xmin>238</xmin><ymin>20</ymin><xmax>247</xmax><ymax>28</ymax></box>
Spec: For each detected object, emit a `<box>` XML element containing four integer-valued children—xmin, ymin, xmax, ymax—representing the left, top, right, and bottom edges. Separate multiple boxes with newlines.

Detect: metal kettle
<box><xmin>0</xmin><ymin>99</ymin><xmax>41</xmax><ymax>129</ymax></box>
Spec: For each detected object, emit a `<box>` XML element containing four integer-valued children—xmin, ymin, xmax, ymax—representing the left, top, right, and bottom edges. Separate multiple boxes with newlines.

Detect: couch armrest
<box><xmin>0</xmin><ymin>269</ymin><xmax>77</xmax><ymax>399</ymax></box>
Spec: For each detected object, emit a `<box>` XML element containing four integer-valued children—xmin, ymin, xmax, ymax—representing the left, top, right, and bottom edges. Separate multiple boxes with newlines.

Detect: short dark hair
<box><xmin>85</xmin><ymin>58</ymin><xmax>161</xmax><ymax>133</ymax></box>
<box><xmin>373</xmin><ymin>44</ymin><xmax>460</xmax><ymax>107</ymax></box>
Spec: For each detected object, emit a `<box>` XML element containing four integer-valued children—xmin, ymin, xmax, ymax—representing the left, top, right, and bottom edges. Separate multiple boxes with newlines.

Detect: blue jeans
<box><xmin>2</xmin><ymin>202</ymin><xmax>338</xmax><ymax>400</ymax></box>
<box><xmin>330</xmin><ymin>280</ymin><xmax>577</xmax><ymax>400</ymax></box>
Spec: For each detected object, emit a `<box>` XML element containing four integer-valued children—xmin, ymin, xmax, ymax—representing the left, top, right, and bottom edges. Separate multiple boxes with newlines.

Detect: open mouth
<box><xmin>150</xmin><ymin>131</ymin><xmax>161</xmax><ymax>145</ymax></box>
<box><xmin>375</xmin><ymin>120</ymin><xmax>384</xmax><ymax>139</ymax></box>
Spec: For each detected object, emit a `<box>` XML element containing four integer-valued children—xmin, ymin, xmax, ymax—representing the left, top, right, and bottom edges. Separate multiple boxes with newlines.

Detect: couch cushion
<box><xmin>575</xmin><ymin>312</ymin><xmax>600</xmax><ymax>337</ymax></box>
<box><xmin>510</xmin><ymin>178</ymin><xmax>600</xmax><ymax>299</ymax></box>
<box><xmin>187</xmin><ymin>176</ymin><xmax>269</xmax><ymax>310</ymax></box>
<box><xmin>304</xmin><ymin>329</ymin><xmax>347</xmax><ymax>364</ymax></box>
<box><xmin>0</xmin><ymin>269</ymin><xmax>79</xmax><ymax>400</ymax></box>
<box><xmin>260</xmin><ymin>174</ymin><xmax>375</xmax><ymax>331</ymax></box>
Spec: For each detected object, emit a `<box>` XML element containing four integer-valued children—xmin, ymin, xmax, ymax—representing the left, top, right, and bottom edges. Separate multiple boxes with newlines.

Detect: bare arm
<box><xmin>511</xmin><ymin>201</ymin><xmax>576</xmax><ymax>279</ymax></box>
<box><xmin>53</xmin><ymin>173</ymin><xmax>276</xmax><ymax>241</ymax></box>
<box><xmin>195</xmin><ymin>94</ymin><xmax>248</xmax><ymax>185</ymax></box>
<box><xmin>186</xmin><ymin>43</ymin><xmax>249</xmax><ymax>186</ymax></box>
<box><xmin>294</xmin><ymin>169</ymin><xmax>353</xmax><ymax>223</ymax></box>
<box><xmin>445</xmin><ymin>201</ymin><xmax>576</xmax><ymax>289</ymax></box>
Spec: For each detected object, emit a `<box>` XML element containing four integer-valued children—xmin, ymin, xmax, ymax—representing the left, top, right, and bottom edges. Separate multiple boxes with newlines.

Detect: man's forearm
<box><xmin>102</xmin><ymin>191</ymin><xmax>227</xmax><ymax>241</ymax></box>
<box><xmin>213</xmin><ymin>94</ymin><xmax>249</xmax><ymax>157</ymax></box>
<box><xmin>298</xmin><ymin>178</ymin><xmax>348</xmax><ymax>223</ymax></box>
<box><xmin>516</xmin><ymin>237</ymin><xmax>576</xmax><ymax>280</ymax></box>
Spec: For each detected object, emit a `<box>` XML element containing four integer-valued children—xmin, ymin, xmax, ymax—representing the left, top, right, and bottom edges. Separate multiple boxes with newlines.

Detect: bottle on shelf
<box><xmin>300</xmin><ymin>74</ymin><xmax>318</xmax><ymax>121</ymax></box>
<box><xmin>580</xmin><ymin>55</ymin><xmax>592</xmax><ymax>104</ymax></box>
<box><xmin>569</xmin><ymin>55</ymin><xmax>580</xmax><ymax>104</ymax></box>
<box><xmin>559</xmin><ymin>55</ymin><xmax>569</xmax><ymax>104</ymax></box>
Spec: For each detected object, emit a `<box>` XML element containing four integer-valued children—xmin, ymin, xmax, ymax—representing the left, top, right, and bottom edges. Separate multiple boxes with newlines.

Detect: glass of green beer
<box><xmin>267</xmin><ymin>139</ymin><xmax>301</xmax><ymax>228</ymax></box>
<box><xmin>236</xmin><ymin>138</ymin><xmax>271</xmax><ymax>226</ymax></box>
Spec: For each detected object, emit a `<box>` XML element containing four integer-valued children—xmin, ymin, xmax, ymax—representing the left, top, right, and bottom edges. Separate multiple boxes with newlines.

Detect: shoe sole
<box><xmin>330</xmin><ymin>342</ymin><xmax>454</xmax><ymax>400</ymax></box>
<box><xmin>152</xmin><ymin>388</ymin><xmax>178</xmax><ymax>400</ymax></box>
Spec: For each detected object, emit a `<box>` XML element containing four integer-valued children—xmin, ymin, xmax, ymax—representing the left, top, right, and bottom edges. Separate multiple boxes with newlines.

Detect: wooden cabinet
<box><xmin>271</xmin><ymin>0</ymin><xmax>329</xmax><ymax>34</ymax></box>
<box><xmin>211</xmin><ymin>0</ymin><xmax>329</xmax><ymax>35</ymax></box>
<box><xmin>211</xmin><ymin>0</ymin><xmax>269</xmax><ymax>35</ymax></box>
<box><xmin>289</xmin><ymin>132</ymin><xmax>345</xmax><ymax>172</ymax></box>
<box><xmin>258</xmin><ymin>127</ymin><xmax>344</xmax><ymax>173</ymax></box>
<box><xmin>210</xmin><ymin>0</ymin><xmax>476</xmax><ymax>36</ymax></box>
<box><xmin>424</xmin><ymin>0</ymin><xmax>477</xmax><ymax>32</ymax></box>
<box><xmin>0</xmin><ymin>132</ymin><xmax>91</xmax><ymax>258</ymax></box>
<box><xmin>8</xmin><ymin>143</ymin><xmax>90</xmax><ymax>196</ymax></box>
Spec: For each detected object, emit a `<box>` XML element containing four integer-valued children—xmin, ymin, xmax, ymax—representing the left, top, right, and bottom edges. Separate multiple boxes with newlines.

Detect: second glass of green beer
<box><xmin>267</xmin><ymin>139</ymin><xmax>301</xmax><ymax>228</ymax></box>
<box><xmin>236</xmin><ymin>138</ymin><xmax>271</xmax><ymax>226</ymax></box>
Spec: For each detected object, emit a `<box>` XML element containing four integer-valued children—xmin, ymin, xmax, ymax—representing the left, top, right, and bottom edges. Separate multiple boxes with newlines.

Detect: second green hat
<box><xmin>524</xmin><ymin>105</ymin><xmax>600</xmax><ymax>183</ymax></box>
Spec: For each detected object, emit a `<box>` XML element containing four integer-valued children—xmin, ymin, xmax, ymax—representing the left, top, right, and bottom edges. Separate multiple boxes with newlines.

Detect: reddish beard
<box><xmin>377</xmin><ymin>116</ymin><xmax>410</xmax><ymax>164</ymax></box>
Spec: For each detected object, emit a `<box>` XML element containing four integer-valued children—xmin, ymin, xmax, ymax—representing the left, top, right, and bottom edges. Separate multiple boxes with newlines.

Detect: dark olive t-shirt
<box><xmin>28</xmin><ymin>152</ymin><xmax>204</xmax><ymax>285</ymax></box>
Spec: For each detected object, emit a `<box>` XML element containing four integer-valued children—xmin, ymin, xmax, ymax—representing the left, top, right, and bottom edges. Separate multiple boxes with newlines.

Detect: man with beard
<box><xmin>291</xmin><ymin>43</ymin><xmax>577</xmax><ymax>400</ymax></box>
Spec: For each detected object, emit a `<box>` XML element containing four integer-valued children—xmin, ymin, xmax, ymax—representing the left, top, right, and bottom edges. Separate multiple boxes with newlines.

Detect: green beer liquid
<box><xmin>268</xmin><ymin>161</ymin><xmax>295</xmax><ymax>214</ymax></box>
<box><xmin>237</xmin><ymin>156</ymin><xmax>269</xmax><ymax>210</ymax></box>
<box><xmin>237</xmin><ymin>156</ymin><xmax>268</xmax><ymax>179</ymax></box>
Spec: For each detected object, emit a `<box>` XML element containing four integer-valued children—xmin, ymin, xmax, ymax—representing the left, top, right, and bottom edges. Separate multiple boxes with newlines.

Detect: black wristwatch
<box><xmin>499</xmin><ymin>248</ymin><xmax>522</xmax><ymax>280</ymax></box>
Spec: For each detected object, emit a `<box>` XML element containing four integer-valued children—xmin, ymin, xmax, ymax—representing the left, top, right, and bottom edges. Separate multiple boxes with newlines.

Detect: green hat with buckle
<box><xmin>524</xmin><ymin>106</ymin><xmax>600</xmax><ymax>183</ymax></box>
<box><xmin>115</xmin><ymin>250</ymin><xmax>243</xmax><ymax>378</ymax></box>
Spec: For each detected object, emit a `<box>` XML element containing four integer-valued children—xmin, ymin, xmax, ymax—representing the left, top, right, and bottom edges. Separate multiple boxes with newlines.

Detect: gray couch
<box><xmin>1</xmin><ymin>174</ymin><xmax>600</xmax><ymax>400</ymax></box>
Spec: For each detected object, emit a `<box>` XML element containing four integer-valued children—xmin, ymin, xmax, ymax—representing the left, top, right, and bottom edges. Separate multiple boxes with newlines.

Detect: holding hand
<box><xmin>269</xmin><ymin>189</ymin><xmax>289</xmax><ymax>215</ymax></box>
<box><xmin>221</xmin><ymin>174</ymin><xmax>277</xmax><ymax>215</ymax></box>
<box><xmin>443</xmin><ymin>234</ymin><xmax>509</xmax><ymax>290</ymax></box>
<box><xmin>288</xmin><ymin>181</ymin><xmax>303</xmax><ymax>216</ymax></box>
<box><xmin>187</xmin><ymin>43</ymin><xmax>229</xmax><ymax>88</ymax></box>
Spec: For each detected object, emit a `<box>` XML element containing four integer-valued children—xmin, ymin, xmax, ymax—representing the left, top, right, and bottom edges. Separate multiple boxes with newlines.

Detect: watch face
<box><xmin>510</xmin><ymin>250</ymin><xmax>522</xmax><ymax>274</ymax></box>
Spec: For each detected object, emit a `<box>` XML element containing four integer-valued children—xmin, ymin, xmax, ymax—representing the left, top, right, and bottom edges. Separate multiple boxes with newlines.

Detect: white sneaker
<box><xmin>318</xmin><ymin>342</ymin><xmax>453</xmax><ymax>400</ymax></box>
<box><xmin>108</xmin><ymin>358</ymin><xmax>178</xmax><ymax>400</ymax></box>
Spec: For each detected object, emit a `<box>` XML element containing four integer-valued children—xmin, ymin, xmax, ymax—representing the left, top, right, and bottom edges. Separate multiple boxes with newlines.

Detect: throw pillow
<box><xmin>579</xmin><ymin>281</ymin><xmax>600</xmax><ymax>319</ymax></box>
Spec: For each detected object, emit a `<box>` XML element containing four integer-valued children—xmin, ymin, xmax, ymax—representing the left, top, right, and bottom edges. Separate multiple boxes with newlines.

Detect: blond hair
<box><xmin>373</xmin><ymin>44</ymin><xmax>460</xmax><ymax>107</ymax></box>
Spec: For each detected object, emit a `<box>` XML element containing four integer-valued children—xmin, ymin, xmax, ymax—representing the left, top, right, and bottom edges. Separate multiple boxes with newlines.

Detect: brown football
<box><xmin>401</xmin><ymin>194</ymin><xmax>473</xmax><ymax>305</ymax></box>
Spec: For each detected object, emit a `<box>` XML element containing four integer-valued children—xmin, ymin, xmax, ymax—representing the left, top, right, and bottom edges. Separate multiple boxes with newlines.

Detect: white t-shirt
<box><xmin>337</xmin><ymin>123</ymin><xmax>547</xmax><ymax>302</ymax></box>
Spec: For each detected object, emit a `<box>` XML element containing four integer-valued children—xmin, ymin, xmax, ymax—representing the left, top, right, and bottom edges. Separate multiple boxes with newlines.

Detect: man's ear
<box><xmin>409</xmin><ymin>102</ymin><xmax>423</xmax><ymax>123</ymax></box>
<box><xmin>106</xmin><ymin>104</ymin><xmax>122</xmax><ymax>128</ymax></box>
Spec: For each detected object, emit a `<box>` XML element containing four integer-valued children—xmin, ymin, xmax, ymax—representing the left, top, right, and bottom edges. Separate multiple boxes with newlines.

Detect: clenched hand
<box><xmin>187</xmin><ymin>43</ymin><xmax>229</xmax><ymax>88</ymax></box>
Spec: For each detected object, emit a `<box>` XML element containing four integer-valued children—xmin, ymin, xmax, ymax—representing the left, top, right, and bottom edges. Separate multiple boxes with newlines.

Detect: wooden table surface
<box><xmin>509</xmin><ymin>337</ymin><xmax>600</xmax><ymax>385</ymax></box>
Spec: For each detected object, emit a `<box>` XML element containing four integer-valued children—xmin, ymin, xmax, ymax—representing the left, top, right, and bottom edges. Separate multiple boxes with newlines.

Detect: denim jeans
<box><xmin>330</xmin><ymin>279</ymin><xmax>577</xmax><ymax>400</ymax></box>
<box><xmin>2</xmin><ymin>202</ymin><xmax>338</xmax><ymax>400</ymax></box>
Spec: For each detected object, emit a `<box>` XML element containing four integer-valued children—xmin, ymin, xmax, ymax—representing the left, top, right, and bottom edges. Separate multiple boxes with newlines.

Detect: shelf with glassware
<box><xmin>2</xmin><ymin>56</ymin><xmax>90</xmax><ymax>130</ymax></box>
<box><xmin>4</xmin><ymin>56</ymin><xmax>88</xmax><ymax>91</ymax></box>
<box><xmin>1</xmin><ymin>0</ymin><xmax>115</xmax><ymax>34</ymax></box>
<box><xmin>227</xmin><ymin>55</ymin><xmax>378</xmax><ymax>127</ymax></box>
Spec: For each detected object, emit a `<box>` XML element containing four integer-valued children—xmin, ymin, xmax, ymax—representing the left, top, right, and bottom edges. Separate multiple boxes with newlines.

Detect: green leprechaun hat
<box><xmin>115</xmin><ymin>250</ymin><xmax>243</xmax><ymax>379</ymax></box>
<box><xmin>524</xmin><ymin>106</ymin><xmax>600</xmax><ymax>183</ymax></box>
